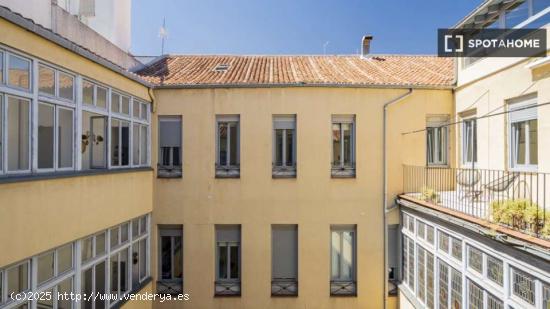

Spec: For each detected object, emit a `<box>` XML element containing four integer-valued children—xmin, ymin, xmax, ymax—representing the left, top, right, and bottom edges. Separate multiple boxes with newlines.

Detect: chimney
<box><xmin>361</xmin><ymin>35</ymin><xmax>373</xmax><ymax>57</ymax></box>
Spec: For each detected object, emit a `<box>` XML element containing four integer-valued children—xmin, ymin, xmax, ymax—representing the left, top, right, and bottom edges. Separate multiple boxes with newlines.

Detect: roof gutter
<box><xmin>152</xmin><ymin>83</ymin><xmax>453</xmax><ymax>90</ymax></box>
<box><xmin>382</xmin><ymin>88</ymin><xmax>413</xmax><ymax>309</ymax></box>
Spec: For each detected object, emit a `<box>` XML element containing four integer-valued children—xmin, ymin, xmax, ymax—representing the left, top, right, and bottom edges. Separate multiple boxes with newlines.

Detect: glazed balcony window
<box><xmin>158</xmin><ymin>116</ymin><xmax>182</xmax><ymax>178</ymax></box>
<box><xmin>215</xmin><ymin>225</ymin><xmax>241</xmax><ymax>296</ymax></box>
<box><xmin>215</xmin><ymin>115</ymin><xmax>240</xmax><ymax>178</ymax></box>
<box><xmin>273</xmin><ymin>115</ymin><xmax>296</xmax><ymax>178</ymax></box>
<box><xmin>331</xmin><ymin>115</ymin><xmax>355</xmax><ymax>178</ymax></box>
<box><xmin>330</xmin><ymin>225</ymin><xmax>356</xmax><ymax>296</ymax></box>
<box><xmin>426</xmin><ymin>115</ymin><xmax>449</xmax><ymax>166</ymax></box>
<box><xmin>157</xmin><ymin>227</ymin><xmax>183</xmax><ymax>295</ymax></box>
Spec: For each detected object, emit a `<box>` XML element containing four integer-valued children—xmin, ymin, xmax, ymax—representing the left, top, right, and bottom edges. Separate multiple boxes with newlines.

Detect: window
<box><xmin>82</xmin><ymin>261</ymin><xmax>106</xmax><ymax>309</ymax></box>
<box><xmin>140</xmin><ymin>103</ymin><xmax>148</xmax><ymax>120</ymax></box>
<box><xmin>418</xmin><ymin>221</ymin><xmax>426</xmax><ymax>239</ymax></box>
<box><xmin>82</xmin><ymin>80</ymin><xmax>107</xmax><ymax>109</ymax></box>
<box><xmin>121</xmin><ymin>96</ymin><xmax>130</xmax><ymax>115</ymax></box>
<box><xmin>450</xmin><ymin>268</ymin><xmax>462</xmax><ymax>309</ymax></box>
<box><xmin>403</xmin><ymin>235</ymin><xmax>409</xmax><ymax>286</ymax></box>
<box><xmin>215</xmin><ymin>225</ymin><xmax>241</xmax><ymax>296</ymax></box>
<box><xmin>509</xmin><ymin>95</ymin><xmax>537</xmax><ymax>170</ymax></box>
<box><xmin>8</xmin><ymin>54</ymin><xmax>30</xmax><ymax>90</ymax></box>
<box><xmin>416</xmin><ymin>246</ymin><xmax>434</xmax><ymax>308</ymax></box>
<box><xmin>439</xmin><ymin>262</ymin><xmax>449</xmax><ymax>309</ymax></box>
<box><xmin>417</xmin><ymin>247</ymin><xmax>426</xmax><ymax>302</ymax></box>
<box><xmin>468</xmin><ymin>246</ymin><xmax>483</xmax><ymax>274</ymax></box>
<box><xmin>330</xmin><ymin>225</ymin><xmax>356</xmax><ymax>296</ymax></box>
<box><xmin>271</xmin><ymin>225</ymin><xmax>298</xmax><ymax>296</ymax></box>
<box><xmin>216</xmin><ymin>115</ymin><xmax>240</xmax><ymax>178</ymax></box>
<box><xmin>543</xmin><ymin>283</ymin><xmax>550</xmax><ymax>309</ymax></box>
<box><xmin>0</xmin><ymin>51</ymin><xmax>3</xmax><ymax>83</ymax></box>
<box><xmin>39</xmin><ymin>65</ymin><xmax>55</xmax><ymax>96</ymax></box>
<box><xmin>512</xmin><ymin>268</ymin><xmax>535</xmax><ymax>305</ymax></box>
<box><xmin>81</xmin><ymin>232</ymin><xmax>106</xmax><ymax>263</ymax></box>
<box><xmin>487</xmin><ymin>293</ymin><xmax>504</xmax><ymax>309</ymax></box>
<box><xmin>388</xmin><ymin>225</ymin><xmax>399</xmax><ymax>287</ymax></box>
<box><xmin>38</xmin><ymin>103</ymin><xmax>74</xmax><ymax>170</ymax></box>
<box><xmin>427</xmin><ymin>116</ymin><xmax>449</xmax><ymax>166</ymax></box>
<box><xmin>7</xmin><ymin>261</ymin><xmax>29</xmax><ymax>295</ymax></box>
<box><xmin>7</xmin><ymin>96</ymin><xmax>30</xmax><ymax>172</ymax></box>
<box><xmin>133</xmin><ymin>123</ymin><xmax>148</xmax><ymax>167</ymax></box>
<box><xmin>111</xmin><ymin>93</ymin><xmax>121</xmax><ymax>113</ymax></box>
<box><xmin>462</xmin><ymin>118</ymin><xmax>477</xmax><ymax>166</ymax></box>
<box><xmin>82</xmin><ymin>112</ymin><xmax>107</xmax><ymax>170</ymax></box>
<box><xmin>408</xmin><ymin>237</ymin><xmax>414</xmax><ymax>290</ymax></box>
<box><xmin>158</xmin><ymin>116</ymin><xmax>182</xmax><ymax>178</ymax></box>
<box><xmin>157</xmin><ymin>227</ymin><xmax>183</xmax><ymax>294</ymax></box>
<box><xmin>132</xmin><ymin>237</ymin><xmax>148</xmax><ymax>290</ymax></box>
<box><xmin>426</xmin><ymin>225</ymin><xmax>434</xmax><ymax>244</ymax></box>
<box><xmin>110</xmin><ymin>248</ymin><xmax>130</xmax><ymax>298</ymax></box>
<box><xmin>426</xmin><ymin>251</ymin><xmax>434</xmax><ymax>309</ymax></box>
<box><xmin>331</xmin><ymin>115</ymin><xmax>355</xmax><ymax>177</ymax></box>
<box><xmin>110</xmin><ymin>119</ymin><xmax>130</xmax><ymax>167</ymax></box>
<box><xmin>450</xmin><ymin>237</ymin><xmax>462</xmax><ymax>261</ymax></box>
<box><xmin>487</xmin><ymin>255</ymin><xmax>503</xmax><ymax>286</ymax></box>
<box><xmin>37</xmin><ymin>244</ymin><xmax>73</xmax><ymax>286</ymax></box>
<box><xmin>468</xmin><ymin>280</ymin><xmax>484</xmax><ymax>309</ymax></box>
<box><xmin>58</xmin><ymin>72</ymin><xmax>74</xmax><ymax>101</ymax></box>
<box><xmin>273</xmin><ymin>115</ymin><xmax>296</xmax><ymax>177</ymax></box>
<box><xmin>439</xmin><ymin>231</ymin><xmax>449</xmax><ymax>253</ymax></box>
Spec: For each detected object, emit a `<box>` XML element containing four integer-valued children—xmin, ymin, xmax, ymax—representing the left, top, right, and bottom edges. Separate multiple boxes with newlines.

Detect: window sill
<box><xmin>0</xmin><ymin>167</ymin><xmax>153</xmax><ymax>185</ymax></box>
<box><xmin>330</xmin><ymin>281</ymin><xmax>357</xmax><ymax>296</ymax></box>
<box><xmin>215</xmin><ymin>168</ymin><xmax>240</xmax><ymax>178</ymax></box>
<box><xmin>271</xmin><ymin>279</ymin><xmax>298</xmax><ymax>296</ymax></box>
<box><xmin>157</xmin><ymin>166</ymin><xmax>183</xmax><ymax>179</ymax></box>
<box><xmin>331</xmin><ymin>168</ymin><xmax>356</xmax><ymax>178</ymax></box>
<box><xmin>214</xmin><ymin>281</ymin><xmax>241</xmax><ymax>296</ymax></box>
<box><xmin>272</xmin><ymin>168</ymin><xmax>297</xmax><ymax>178</ymax></box>
<box><xmin>156</xmin><ymin>280</ymin><xmax>183</xmax><ymax>295</ymax></box>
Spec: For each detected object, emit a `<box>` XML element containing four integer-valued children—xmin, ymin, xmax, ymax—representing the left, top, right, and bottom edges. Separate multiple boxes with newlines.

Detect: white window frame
<box><xmin>158</xmin><ymin>228</ymin><xmax>183</xmax><ymax>284</ymax></box>
<box><xmin>330</xmin><ymin>225</ymin><xmax>357</xmax><ymax>282</ymax></box>
<box><xmin>426</xmin><ymin>115</ymin><xmax>449</xmax><ymax>166</ymax></box>
<box><xmin>5</xmin><ymin>52</ymin><xmax>32</xmax><ymax>92</ymax></box>
<box><xmin>508</xmin><ymin>95</ymin><xmax>538</xmax><ymax>171</ymax></box>
<box><xmin>38</xmin><ymin>64</ymin><xmax>75</xmax><ymax>103</ymax></box>
<box><xmin>331</xmin><ymin>115</ymin><xmax>356</xmax><ymax>171</ymax></box>
<box><xmin>37</xmin><ymin>102</ymin><xmax>75</xmax><ymax>172</ymax></box>
<box><xmin>4</xmin><ymin>94</ymin><xmax>31</xmax><ymax>175</ymax></box>
<box><xmin>158</xmin><ymin>116</ymin><xmax>182</xmax><ymax>169</ymax></box>
<box><xmin>215</xmin><ymin>115</ymin><xmax>240</xmax><ymax>174</ymax></box>
<box><xmin>272</xmin><ymin>115</ymin><xmax>297</xmax><ymax>174</ymax></box>
<box><xmin>461</xmin><ymin>117</ymin><xmax>477</xmax><ymax>167</ymax></box>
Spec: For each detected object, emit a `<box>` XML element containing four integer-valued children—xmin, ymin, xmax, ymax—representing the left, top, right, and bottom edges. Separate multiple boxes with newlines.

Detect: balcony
<box><xmin>401</xmin><ymin>165</ymin><xmax>550</xmax><ymax>244</ymax></box>
<box><xmin>271</xmin><ymin>279</ymin><xmax>298</xmax><ymax>296</ymax></box>
<box><xmin>214</xmin><ymin>281</ymin><xmax>241</xmax><ymax>296</ymax></box>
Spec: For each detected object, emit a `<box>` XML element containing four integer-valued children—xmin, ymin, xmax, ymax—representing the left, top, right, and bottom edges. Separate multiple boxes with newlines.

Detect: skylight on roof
<box><xmin>214</xmin><ymin>64</ymin><xmax>230</xmax><ymax>72</ymax></box>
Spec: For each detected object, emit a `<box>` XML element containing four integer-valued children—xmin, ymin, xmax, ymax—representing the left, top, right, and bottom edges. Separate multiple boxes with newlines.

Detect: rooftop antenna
<box><xmin>323</xmin><ymin>41</ymin><xmax>330</xmax><ymax>55</ymax></box>
<box><xmin>159</xmin><ymin>17</ymin><xmax>168</xmax><ymax>55</ymax></box>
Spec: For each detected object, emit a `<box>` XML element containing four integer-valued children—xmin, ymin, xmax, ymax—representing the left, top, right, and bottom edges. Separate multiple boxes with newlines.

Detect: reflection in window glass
<box><xmin>111</xmin><ymin>93</ymin><xmax>120</xmax><ymax>113</ymax></box>
<box><xmin>81</xmin><ymin>237</ymin><xmax>93</xmax><ymax>262</ymax></box>
<box><xmin>82</xmin><ymin>267</ymin><xmax>93</xmax><ymax>309</ymax></box>
<box><xmin>59</xmin><ymin>72</ymin><xmax>74</xmax><ymax>101</ymax></box>
<box><xmin>7</xmin><ymin>262</ymin><xmax>28</xmax><ymax>294</ymax></box>
<box><xmin>133</xmin><ymin>101</ymin><xmax>140</xmax><ymax>118</ymax></box>
<box><xmin>39</xmin><ymin>66</ymin><xmax>55</xmax><ymax>95</ymax></box>
<box><xmin>38</xmin><ymin>103</ymin><xmax>55</xmax><ymax>169</ymax></box>
<box><xmin>110</xmin><ymin>254</ymin><xmax>119</xmax><ymax>295</ymax></box>
<box><xmin>96</xmin><ymin>232</ymin><xmax>106</xmax><ymax>255</ymax></box>
<box><xmin>58</xmin><ymin>243</ymin><xmax>73</xmax><ymax>274</ymax></box>
<box><xmin>468</xmin><ymin>246</ymin><xmax>483</xmax><ymax>273</ymax></box>
<box><xmin>121</xmin><ymin>223</ymin><xmax>129</xmax><ymax>243</ymax></box>
<box><xmin>82</xmin><ymin>81</ymin><xmax>94</xmax><ymax>105</ymax></box>
<box><xmin>96</xmin><ymin>86</ymin><xmax>107</xmax><ymax>109</ymax></box>
<box><xmin>7</xmin><ymin>97</ymin><xmax>30</xmax><ymax>171</ymax></box>
<box><xmin>58</xmin><ymin>108</ymin><xmax>74</xmax><ymax>169</ymax></box>
<box><xmin>121</xmin><ymin>96</ymin><xmax>130</xmax><ymax>115</ymax></box>
<box><xmin>120</xmin><ymin>249</ymin><xmax>129</xmax><ymax>293</ymax></box>
<box><xmin>140</xmin><ymin>125</ymin><xmax>147</xmax><ymax>165</ymax></box>
<box><xmin>140</xmin><ymin>103</ymin><xmax>148</xmax><ymax>120</ymax></box>
<box><xmin>37</xmin><ymin>251</ymin><xmax>55</xmax><ymax>284</ymax></box>
<box><xmin>82</xmin><ymin>112</ymin><xmax>106</xmax><ymax>170</ymax></box>
<box><xmin>8</xmin><ymin>54</ymin><xmax>30</xmax><ymax>89</ymax></box>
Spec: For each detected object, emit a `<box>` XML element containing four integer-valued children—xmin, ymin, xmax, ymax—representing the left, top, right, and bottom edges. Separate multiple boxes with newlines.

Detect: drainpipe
<box><xmin>382</xmin><ymin>88</ymin><xmax>413</xmax><ymax>309</ymax></box>
<box><xmin>148</xmin><ymin>87</ymin><xmax>157</xmax><ymax>113</ymax></box>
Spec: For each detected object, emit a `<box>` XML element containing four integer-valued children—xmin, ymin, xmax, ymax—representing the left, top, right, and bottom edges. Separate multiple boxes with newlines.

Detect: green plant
<box><xmin>490</xmin><ymin>199</ymin><xmax>550</xmax><ymax>236</ymax></box>
<box><xmin>420</xmin><ymin>187</ymin><xmax>440</xmax><ymax>203</ymax></box>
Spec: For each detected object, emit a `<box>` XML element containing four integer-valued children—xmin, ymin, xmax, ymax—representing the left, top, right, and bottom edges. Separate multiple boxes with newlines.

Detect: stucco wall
<box><xmin>150</xmin><ymin>86</ymin><xmax>453</xmax><ymax>309</ymax></box>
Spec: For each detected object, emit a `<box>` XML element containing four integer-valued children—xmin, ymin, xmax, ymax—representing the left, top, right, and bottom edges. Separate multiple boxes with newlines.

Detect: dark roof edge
<box><xmin>151</xmin><ymin>82</ymin><xmax>454</xmax><ymax>90</ymax></box>
<box><xmin>0</xmin><ymin>5</ymin><xmax>153</xmax><ymax>88</ymax></box>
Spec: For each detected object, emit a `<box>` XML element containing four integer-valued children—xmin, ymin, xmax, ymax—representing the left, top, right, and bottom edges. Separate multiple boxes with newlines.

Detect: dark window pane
<box><xmin>82</xmin><ymin>268</ymin><xmax>93</xmax><ymax>309</ymax></box>
<box><xmin>218</xmin><ymin>245</ymin><xmax>227</xmax><ymax>279</ymax></box>
<box><xmin>57</xmin><ymin>278</ymin><xmax>72</xmax><ymax>309</ymax></box>
<box><xmin>58</xmin><ymin>108</ymin><xmax>74</xmax><ymax>168</ymax></box>
<box><xmin>230</xmin><ymin>246</ymin><xmax>239</xmax><ymax>279</ymax></box>
<box><xmin>58</xmin><ymin>244</ymin><xmax>73</xmax><ymax>274</ymax></box>
<box><xmin>286</xmin><ymin>129</ymin><xmax>294</xmax><ymax>165</ymax></box>
<box><xmin>229</xmin><ymin>123</ymin><xmax>238</xmax><ymax>166</ymax></box>
<box><xmin>332</xmin><ymin>123</ymin><xmax>341</xmax><ymax>165</ymax></box>
<box><xmin>275</xmin><ymin>129</ymin><xmax>283</xmax><ymax>166</ymax></box>
<box><xmin>343</xmin><ymin>123</ymin><xmax>352</xmax><ymax>166</ymax></box>
<box><xmin>121</xmin><ymin>121</ymin><xmax>130</xmax><ymax>166</ymax></box>
<box><xmin>96</xmin><ymin>232</ymin><xmax>106</xmax><ymax>255</ymax></box>
<box><xmin>110</xmin><ymin>254</ymin><xmax>119</xmax><ymax>294</ymax></box>
<box><xmin>529</xmin><ymin>119</ymin><xmax>538</xmax><ymax>164</ymax></box>
<box><xmin>139</xmin><ymin>239</ymin><xmax>147</xmax><ymax>280</ymax></box>
<box><xmin>161</xmin><ymin>236</ymin><xmax>172</xmax><ymax>280</ymax></box>
<box><xmin>172</xmin><ymin>147</ymin><xmax>181</xmax><ymax>166</ymax></box>
<box><xmin>7</xmin><ymin>97</ymin><xmax>30</xmax><ymax>171</ymax></box>
<box><xmin>218</xmin><ymin>123</ymin><xmax>227</xmax><ymax>166</ymax></box>
<box><xmin>38</xmin><ymin>103</ymin><xmax>55</xmax><ymax>169</ymax></box>
<box><xmin>37</xmin><ymin>251</ymin><xmax>54</xmax><ymax>284</ymax></box>
<box><xmin>111</xmin><ymin>119</ymin><xmax>120</xmax><ymax>166</ymax></box>
<box><xmin>120</xmin><ymin>250</ymin><xmax>128</xmax><ymax>293</ymax></box>
<box><xmin>174</xmin><ymin>237</ymin><xmax>183</xmax><ymax>279</ymax></box>
<box><xmin>95</xmin><ymin>262</ymin><xmax>106</xmax><ymax>309</ymax></box>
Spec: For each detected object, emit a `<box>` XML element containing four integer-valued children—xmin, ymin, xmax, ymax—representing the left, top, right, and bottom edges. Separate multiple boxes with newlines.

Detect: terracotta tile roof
<box><xmin>136</xmin><ymin>55</ymin><xmax>455</xmax><ymax>88</ymax></box>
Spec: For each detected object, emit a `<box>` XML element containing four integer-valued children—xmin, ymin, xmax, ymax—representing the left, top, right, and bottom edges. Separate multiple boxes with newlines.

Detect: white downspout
<box><xmin>383</xmin><ymin>88</ymin><xmax>413</xmax><ymax>308</ymax></box>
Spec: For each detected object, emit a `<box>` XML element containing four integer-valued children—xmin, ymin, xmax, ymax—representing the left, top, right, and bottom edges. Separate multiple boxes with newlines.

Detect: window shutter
<box><xmin>509</xmin><ymin>94</ymin><xmax>537</xmax><ymax>122</ymax></box>
<box><xmin>274</xmin><ymin>115</ymin><xmax>296</xmax><ymax>130</ymax></box>
<box><xmin>427</xmin><ymin>115</ymin><xmax>449</xmax><ymax>127</ymax></box>
<box><xmin>159</xmin><ymin>117</ymin><xmax>181</xmax><ymax>148</ymax></box>
<box><xmin>216</xmin><ymin>225</ymin><xmax>240</xmax><ymax>242</ymax></box>
<box><xmin>272</xmin><ymin>225</ymin><xmax>298</xmax><ymax>279</ymax></box>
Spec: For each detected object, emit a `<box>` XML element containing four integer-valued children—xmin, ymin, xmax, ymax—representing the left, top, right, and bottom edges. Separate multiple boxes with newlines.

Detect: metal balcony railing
<box><xmin>330</xmin><ymin>280</ymin><xmax>357</xmax><ymax>296</ymax></box>
<box><xmin>214</xmin><ymin>280</ymin><xmax>241</xmax><ymax>296</ymax></box>
<box><xmin>156</xmin><ymin>280</ymin><xmax>183</xmax><ymax>295</ymax></box>
<box><xmin>402</xmin><ymin>165</ymin><xmax>550</xmax><ymax>240</ymax></box>
<box><xmin>271</xmin><ymin>279</ymin><xmax>298</xmax><ymax>296</ymax></box>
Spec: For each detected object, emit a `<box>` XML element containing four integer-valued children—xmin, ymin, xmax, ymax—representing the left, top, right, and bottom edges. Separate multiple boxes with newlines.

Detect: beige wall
<box><xmin>151</xmin><ymin>86</ymin><xmax>453</xmax><ymax>309</ymax></box>
<box><xmin>455</xmin><ymin>54</ymin><xmax>550</xmax><ymax>173</ymax></box>
<box><xmin>0</xmin><ymin>171</ymin><xmax>153</xmax><ymax>266</ymax></box>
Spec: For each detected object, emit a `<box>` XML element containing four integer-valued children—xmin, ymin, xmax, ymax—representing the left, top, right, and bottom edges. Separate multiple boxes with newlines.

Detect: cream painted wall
<box><xmin>455</xmin><ymin>54</ymin><xmax>550</xmax><ymax>173</ymax></box>
<box><xmin>0</xmin><ymin>171</ymin><xmax>153</xmax><ymax>267</ymax></box>
<box><xmin>150</xmin><ymin>86</ymin><xmax>453</xmax><ymax>309</ymax></box>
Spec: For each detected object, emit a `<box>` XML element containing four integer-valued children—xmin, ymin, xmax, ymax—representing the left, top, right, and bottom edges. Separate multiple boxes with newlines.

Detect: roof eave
<box><xmin>151</xmin><ymin>82</ymin><xmax>455</xmax><ymax>90</ymax></box>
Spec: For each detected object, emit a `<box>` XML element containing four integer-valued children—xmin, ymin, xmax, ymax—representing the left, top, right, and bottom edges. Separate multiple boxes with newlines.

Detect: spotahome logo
<box><xmin>438</xmin><ymin>28</ymin><xmax>546</xmax><ymax>58</ymax></box>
